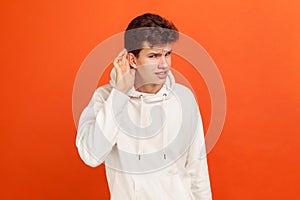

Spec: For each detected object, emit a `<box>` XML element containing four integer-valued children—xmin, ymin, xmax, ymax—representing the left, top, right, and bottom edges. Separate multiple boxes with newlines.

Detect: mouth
<box><xmin>155</xmin><ymin>71</ymin><xmax>167</xmax><ymax>74</ymax></box>
<box><xmin>154</xmin><ymin>71</ymin><xmax>168</xmax><ymax>79</ymax></box>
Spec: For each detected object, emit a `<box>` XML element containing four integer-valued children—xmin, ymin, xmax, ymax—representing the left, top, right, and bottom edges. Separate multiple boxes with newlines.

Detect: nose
<box><xmin>158</xmin><ymin>55</ymin><xmax>169</xmax><ymax>69</ymax></box>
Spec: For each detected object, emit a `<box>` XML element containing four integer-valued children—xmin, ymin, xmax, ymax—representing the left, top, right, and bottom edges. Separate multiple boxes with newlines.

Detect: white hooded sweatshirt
<box><xmin>76</xmin><ymin>68</ymin><xmax>212</xmax><ymax>200</ymax></box>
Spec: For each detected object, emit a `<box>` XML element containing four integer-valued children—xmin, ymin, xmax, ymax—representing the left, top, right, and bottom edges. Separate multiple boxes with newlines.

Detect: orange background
<box><xmin>1</xmin><ymin>0</ymin><xmax>300</xmax><ymax>199</ymax></box>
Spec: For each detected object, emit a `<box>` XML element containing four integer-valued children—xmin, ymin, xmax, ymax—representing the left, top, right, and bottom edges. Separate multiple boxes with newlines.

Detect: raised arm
<box><xmin>76</xmin><ymin>49</ymin><xmax>135</xmax><ymax>167</ymax></box>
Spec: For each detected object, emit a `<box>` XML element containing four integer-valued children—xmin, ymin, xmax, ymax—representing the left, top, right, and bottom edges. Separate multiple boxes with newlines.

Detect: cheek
<box><xmin>167</xmin><ymin>57</ymin><xmax>172</xmax><ymax>66</ymax></box>
<box><xmin>137</xmin><ymin>58</ymin><xmax>155</xmax><ymax>66</ymax></box>
<box><xmin>136</xmin><ymin>60</ymin><xmax>157</xmax><ymax>74</ymax></box>
<box><xmin>138</xmin><ymin>59</ymin><xmax>158</xmax><ymax>69</ymax></box>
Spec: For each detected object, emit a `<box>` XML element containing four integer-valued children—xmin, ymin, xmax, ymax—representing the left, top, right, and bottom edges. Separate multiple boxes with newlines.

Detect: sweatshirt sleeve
<box><xmin>185</xmin><ymin>110</ymin><xmax>212</xmax><ymax>199</ymax></box>
<box><xmin>76</xmin><ymin>87</ymin><xmax>129</xmax><ymax>167</ymax></box>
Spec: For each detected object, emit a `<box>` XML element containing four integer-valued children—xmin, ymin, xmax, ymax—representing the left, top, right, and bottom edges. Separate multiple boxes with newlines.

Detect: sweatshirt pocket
<box><xmin>132</xmin><ymin>173</ymin><xmax>193</xmax><ymax>200</ymax></box>
<box><xmin>159</xmin><ymin>174</ymin><xmax>193</xmax><ymax>200</ymax></box>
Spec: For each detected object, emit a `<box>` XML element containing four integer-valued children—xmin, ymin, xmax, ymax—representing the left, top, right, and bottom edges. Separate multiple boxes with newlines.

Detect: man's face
<box><xmin>132</xmin><ymin>43</ymin><xmax>173</xmax><ymax>89</ymax></box>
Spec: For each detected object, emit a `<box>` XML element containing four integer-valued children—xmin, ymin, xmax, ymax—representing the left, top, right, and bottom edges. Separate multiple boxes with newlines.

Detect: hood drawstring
<box><xmin>137</xmin><ymin>93</ymin><xmax>168</xmax><ymax>160</ymax></box>
<box><xmin>162</xmin><ymin>93</ymin><xmax>167</xmax><ymax>160</ymax></box>
<box><xmin>138</xmin><ymin>94</ymin><xmax>143</xmax><ymax>160</ymax></box>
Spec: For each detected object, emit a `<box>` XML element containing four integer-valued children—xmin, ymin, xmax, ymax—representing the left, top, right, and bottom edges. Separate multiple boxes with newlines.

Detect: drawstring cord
<box><xmin>162</xmin><ymin>93</ymin><xmax>167</xmax><ymax>160</ymax></box>
<box><xmin>138</xmin><ymin>94</ymin><xmax>143</xmax><ymax>160</ymax></box>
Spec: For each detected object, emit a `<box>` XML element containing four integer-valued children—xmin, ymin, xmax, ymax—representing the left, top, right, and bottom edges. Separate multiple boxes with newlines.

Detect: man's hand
<box><xmin>113</xmin><ymin>49</ymin><xmax>136</xmax><ymax>94</ymax></box>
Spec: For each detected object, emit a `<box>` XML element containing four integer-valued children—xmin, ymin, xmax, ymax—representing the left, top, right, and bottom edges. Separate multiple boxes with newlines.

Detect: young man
<box><xmin>76</xmin><ymin>13</ymin><xmax>212</xmax><ymax>199</ymax></box>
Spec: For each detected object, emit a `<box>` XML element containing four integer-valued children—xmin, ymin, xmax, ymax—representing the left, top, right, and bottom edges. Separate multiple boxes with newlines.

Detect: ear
<box><xmin>128</xmin><ymin>53</ymin><xmax>137</xmax><ymax>68</ymax></box>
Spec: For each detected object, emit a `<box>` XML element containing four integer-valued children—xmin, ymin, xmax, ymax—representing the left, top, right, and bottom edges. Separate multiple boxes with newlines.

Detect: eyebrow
<box><xmin>147</xmin><ymin>49</ymin><xmax>172</xmax><ymax>55</ymax></box>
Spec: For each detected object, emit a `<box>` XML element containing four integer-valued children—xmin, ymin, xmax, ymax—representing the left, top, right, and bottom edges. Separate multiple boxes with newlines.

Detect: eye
<box><xmin>165</xmin><ymin>51</ymin><xmax>172</xmax><ymax>57</ymax></box>
<box><xmin>148</xmin><ymin>54</ymin><xmax>159</xmax><ymax>58</ymax></box>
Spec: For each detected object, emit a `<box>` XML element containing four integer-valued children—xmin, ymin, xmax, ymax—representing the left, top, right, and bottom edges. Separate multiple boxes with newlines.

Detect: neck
<box><xmin>136</xmin><ymin>84</ymin><xmax>163</xmax><ymax>94</ymax></box>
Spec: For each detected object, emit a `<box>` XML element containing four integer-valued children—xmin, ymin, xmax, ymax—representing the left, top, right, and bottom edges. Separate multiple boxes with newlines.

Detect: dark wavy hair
<box><xmin>124</xmin><ymin>13</ymin><xmax>179</xmax><ymax>57</ymax></box>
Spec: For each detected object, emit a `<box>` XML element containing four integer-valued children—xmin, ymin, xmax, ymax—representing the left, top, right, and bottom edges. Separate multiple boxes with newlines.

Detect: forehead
<box><xmin>141</xmin><ymin>42</ymin><xmax>173</xmax><ymax>53</ymax></box>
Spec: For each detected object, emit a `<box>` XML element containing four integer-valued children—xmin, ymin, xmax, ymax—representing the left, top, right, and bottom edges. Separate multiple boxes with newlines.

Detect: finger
<box><xmin>113</xmin><ymin>59</ymin><xmax>119</xmax><ymax>67</ymax></box>
<box><xmin>113</xmin><ymin>56</ymin><xmax>121</xmax><ymax>67</ymax></box>
<box><xmin>114</xmin><ymin>49</ymin><xmax>127</xmax><ymax>66</ymax></box>
<box><xmin>117</xmin><ymin>48</ymin><xmax>127</xmax><ymax>59</ymax></box>
<box><xmin>120</xmin><ymin>52</ymin><xmax>129</xmax><ymax>72</ymax></box>
<box><xmin>121</xmin><ymin>52</ymin><xmax>127</xmax><ymax>65</ymax></box>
